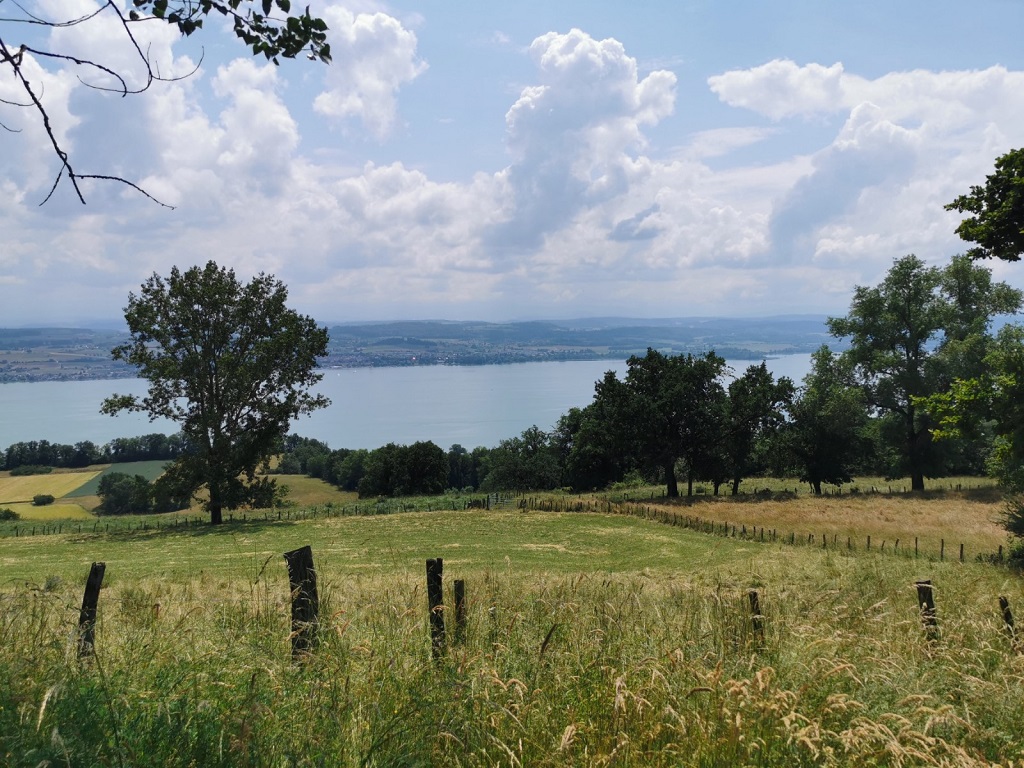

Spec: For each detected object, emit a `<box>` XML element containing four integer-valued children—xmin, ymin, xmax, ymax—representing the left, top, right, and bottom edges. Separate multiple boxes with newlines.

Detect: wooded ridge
<box><xmin>0</xmin><ymin>315</ymin><xmax>832</xmax><ymax>382</ymax></box>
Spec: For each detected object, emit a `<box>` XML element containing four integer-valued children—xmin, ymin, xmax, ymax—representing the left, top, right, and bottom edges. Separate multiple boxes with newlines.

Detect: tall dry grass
<box><xmin>2</xmin><ymin>544</ymin><xmax>1023</xmax><ymax>766</ymax></box>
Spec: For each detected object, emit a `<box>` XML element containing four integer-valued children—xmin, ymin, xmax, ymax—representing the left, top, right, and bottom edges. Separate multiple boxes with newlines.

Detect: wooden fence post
<box><xmin>283</xmin><ymin>545</ymin><xmax>319</xmax><ymax>659</ymax></box>
<box><xmin>427</xmin><ymin>558</ymin><xmax>445</xmax><ymax>657</ymax></box>
<box><xmin>747</xmin><ymin>589</ymin><xmax>765</xmax><ymax>648</ymax></box>
<box><xmin>916</xmin><ymin>580</ymin><xmax>939</xmax><ymax>642</ymax></box>
<box><xmin>77</xmin><ymin>562</ymin><xmax>106</xmax><ymax>659</ymax></box>
<box><xmin>999</xmin><ymin>596</ymin><xmax>1016</xmax><ymax>649</ymax></box>
<box><xmin>454</xmin><ymin>578</ymin><xmax>467</xmax><ymax>645</ymax></box>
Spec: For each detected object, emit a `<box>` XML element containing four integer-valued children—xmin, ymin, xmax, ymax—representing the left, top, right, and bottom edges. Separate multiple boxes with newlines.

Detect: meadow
<box><xmin>2</xmin><ymin>495</ymin><xmax>1024</xmax><ymax>766</ymax></box>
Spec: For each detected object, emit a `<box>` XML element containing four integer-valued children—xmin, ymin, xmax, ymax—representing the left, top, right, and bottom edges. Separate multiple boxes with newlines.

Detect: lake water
<box><xmin>0</xmin><ymin>355</ymin><xmax>812</xmax><ymax>450</ymax></box>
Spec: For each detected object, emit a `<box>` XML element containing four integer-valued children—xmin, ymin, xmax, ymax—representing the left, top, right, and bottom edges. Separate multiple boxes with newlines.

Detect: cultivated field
<box><xmin>0</xmin><ymin>470</ymin><xmax>99</xmax><ymax>504</ymax></box>
<box><xmin>2</xmin><ymin>502</ymin><xmax>1024</xmax><ymax>765</ymax></box>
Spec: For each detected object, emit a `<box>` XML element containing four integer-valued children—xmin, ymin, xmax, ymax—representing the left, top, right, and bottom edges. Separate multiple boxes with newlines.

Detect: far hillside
<box><xmin>0</xmin><ymin>316</ymin><xmax>835</xmax><ymax>381</ymax></box>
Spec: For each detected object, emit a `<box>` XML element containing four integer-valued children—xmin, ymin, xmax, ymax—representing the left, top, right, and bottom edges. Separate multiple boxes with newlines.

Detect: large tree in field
<box><xmin>828</xmin><ymin>254</ymin><xmax>1021</xmax><ymax>491</ymax></box>
<box><xmin>946</xmin><ymin>148</ymin><xmax>1024</xmax><ymax>263</ymax></box>
<box><xmin>102</xmin><ymin>261</ymin><xmax>330</xmax><ymax>524</ymax></box>
<box><xmin>591</xmin><ymin>349</ymin><xmax>727</xmax><ymax>498</ymax></box>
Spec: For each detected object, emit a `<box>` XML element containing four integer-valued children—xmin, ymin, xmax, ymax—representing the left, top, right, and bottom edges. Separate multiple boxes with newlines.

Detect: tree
<box><xmin>717</xmin><ymin>363</ymin><xmax>794</xmax><ymax>495</ymax></box>
<box><xmin>828</xmin><ymin>254</ymin><xmax>1021</xmax><ymax>490</ymax></box>
<box><xmin>1</xmin><ymin>1</ymin><xmax>331</xmax><ymax>204</ymax></box>
<box><xmin>98</xmin><ymin>472</ymin><xmax>151</xmax><ymax>515</ymax></box>
<box><xmin>946</xmin><ymin>148</ymin><xmax>1024</xmax><ymax>262</ymax></box>
<box><xmin>586</xmin><ymin>350</ymin><xmax>727</xmax><ymax>498</ymax></box>
<box><xmin>480</xmin><ymin>426</ymin><xmax>561</xmax><ymax>493</ymax></box>
<box><xmin>784</xmin><ymin>346</ymin><xmax>870</xmax><ymax>495</ymax></box>
<box><xmin>102</xmin><ymin>261</ymin><xmax>330</xmax><ymax>524</ymax></box>
<box><xmin>556</xmin><ymin>401</ymin><xmax>636</xmax><ymax>492</ymax></box>
<box><xmin>357</xmin><ymin>441</ymin><xmax>448</xmax><ymax>497</ymax></box>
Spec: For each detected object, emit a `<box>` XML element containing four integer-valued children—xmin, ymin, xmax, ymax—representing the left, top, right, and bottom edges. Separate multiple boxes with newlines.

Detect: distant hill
<box><xmin>0</xmin><ymin>316</ymin><xmax>839</xmax><ymax>382</ymax></box>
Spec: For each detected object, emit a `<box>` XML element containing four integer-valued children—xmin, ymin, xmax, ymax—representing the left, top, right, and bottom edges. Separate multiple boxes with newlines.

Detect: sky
<box><xmin>2</xmin><ymin>0</ymin><xmax>1024</xmax><ymax>327</ymax></box>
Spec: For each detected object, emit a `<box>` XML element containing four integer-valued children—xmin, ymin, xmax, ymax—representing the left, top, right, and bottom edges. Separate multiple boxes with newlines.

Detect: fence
<box><xmin>54</xmin><ymin>549</ymin><xmax>1021</xmax><ymax>661</ymax></box>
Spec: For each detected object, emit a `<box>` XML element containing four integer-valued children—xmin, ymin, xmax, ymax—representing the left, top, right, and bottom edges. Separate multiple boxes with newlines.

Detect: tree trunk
<box><xmin>686</xmin><ymin>468</ymin><xmax>694</xmax><ymax>497</ymax></box>
<box><xmin>812</xmin><ymin>479</ymin><xmax>822</xmax><ymax>495</ymax></box>
<box><xmin>665</xmin><ymin>462</ymin><xmax>679</xmax><ymax>498</ymax></box>
<box><xmin>906</xmin><ymin>404</ymin><xmax>926</xmax><ymax>493</ymax></box>
<box><xmin>731</xmin><ymin>477</ymin><xmax>741</xmax><ymax>495</ymax></box>
<box><xmin>209</xmin><ymin>483</ymin><xmax>224</xmax><ymax>525</ymax></box>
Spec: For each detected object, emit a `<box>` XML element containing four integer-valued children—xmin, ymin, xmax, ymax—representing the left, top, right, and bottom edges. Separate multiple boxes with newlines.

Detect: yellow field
<box><xmin>275</xmin><ymin>475</ymin><xmax>357</xmax><ymax>507</ymax></box>
<box><xmin>646</xmin><ymin>489</ymin><xmax>1007</xmax><ymax>557</ymax></box>
<box><xmin>0</xmin><ymin>471</ymin><xmax>100</xmax><ymax>503</ymax></box>
<box><xmin>4</xmin><ymin>501</ymin><xmax>94</xmax><ymax>520</ymax></box>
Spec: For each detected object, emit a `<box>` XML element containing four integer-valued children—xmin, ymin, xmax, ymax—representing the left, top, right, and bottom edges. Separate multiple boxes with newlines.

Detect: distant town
<box><xmin>0</xmin><ymin>316</ymin><xmax>835</xmax><ymax>383</ymax></box>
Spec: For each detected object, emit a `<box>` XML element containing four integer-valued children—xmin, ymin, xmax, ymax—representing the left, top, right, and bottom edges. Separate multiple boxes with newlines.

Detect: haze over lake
<box><xmin>1</xmin><ymin>356</ymin><xmax>813</xmax><ymax>450</ymax></box>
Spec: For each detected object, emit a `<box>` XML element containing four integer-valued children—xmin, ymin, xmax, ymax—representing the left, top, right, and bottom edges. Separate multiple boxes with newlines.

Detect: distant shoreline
<box><xmin>0</xmin><ymin>317</ymin><xmax>833</xmax><ymax>384</ymax></box>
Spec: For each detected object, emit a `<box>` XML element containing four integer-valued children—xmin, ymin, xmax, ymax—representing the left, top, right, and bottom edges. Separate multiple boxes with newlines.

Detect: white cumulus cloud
<box><xmin>313</xmin><ymin>6</ymin><xmax>426</xmax><ymax>139</ymax></box>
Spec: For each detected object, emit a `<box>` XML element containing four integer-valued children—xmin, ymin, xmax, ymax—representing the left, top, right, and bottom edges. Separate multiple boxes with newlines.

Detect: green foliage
<box><xmin>925</xmin><ymin>324</ymin><xmax>1024</xmax><ymax>498</ymax></box>
<box><xmin>783</xmin><ymin>346</ymin><xmax>871</xmax><ymax>494</ymax></box>
<box><xmin>358</xmin><ymin>441</ymin><xmax>449</xmax><ymax>497</ymax></box>
<box><xmin>8</xmin><ymin>464</ymin><xmax>52</xmax><ymax>476</ymax></box>
<box><xmin>30</xmin><ymin>494</ymin><xmax>54</xmax><ymax>506</ymax></box>
<box><xmin>131</xmin><ymin>0</ymin><xmax>332</xmax><ymax>64</ymax></box>
<box><xmin>607</xmin><ymin>349</ymin><xmax>729</xmax><ymax>497</ymax></box>
<box><xmin>0</xmin><ymin>507</ymin><xmax>18</xmax><ymax>520</ymax></box>
<box><xmin>713</xmin><ymin>362</ymin><xmax>794</xmax><ymax>495</ymax></box>
<box><xmin>98</xmin><ymin>472</ymin><xmax>152</xmax><ymax>515</ymax></box>
<box><xmin>103</xmin><ymin>261</ymin><xmax>330</xmax><ymax>524</ymax></box>
<box><xmin>828</xmin><ymin>254</ymin><xmax>1021</xmax><ymax>490</ymax></box>
<box><xmin>479</xmin><ymin>426</ymin><xmax>561</xmax><ymax>493</ymax></box>
<box><xmin>946</xmin><ymin>147</ymin><xmax>1024</xmax><ymax>262</ymax></box>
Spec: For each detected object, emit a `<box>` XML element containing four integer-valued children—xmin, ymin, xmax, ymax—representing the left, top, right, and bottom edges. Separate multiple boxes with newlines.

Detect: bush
<box><xmin>98</xmin><ymin>473</ymin><xmax>151</xmax><ymax>515</ymax></box>
<box><xmin>9</xmin><ymin>465</ymin><xmax>53</xmax><ymax>476</ymax></box>
<box><xmin>0</xmin><ymin>507</ymin><xmax>19</xmax><ymax>520</ymax></box>
<box><xmin>32</xmin><ymin>494</ymin><xmax>55</xmax><ymax>506</ymax></box>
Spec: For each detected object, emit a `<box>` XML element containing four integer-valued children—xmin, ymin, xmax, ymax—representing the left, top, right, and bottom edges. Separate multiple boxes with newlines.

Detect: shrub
<box><xmin>9</xmin><ymin>465</ymin><xmax>53</xmax><ymax>476</ymax></box>
<box><xmin>32</xmin><ymin>494</ymin><xmax>55</xmax><ymax>506</ymax></box>
<box><xmin>98</xmin><ymin>473</ymin><xmax>151</xmax><ymax>515</ymax></box>
<box><xmin>0</xmin><ymin>507</ymin><xmax>19</xmax><ymax>520</ymax></box>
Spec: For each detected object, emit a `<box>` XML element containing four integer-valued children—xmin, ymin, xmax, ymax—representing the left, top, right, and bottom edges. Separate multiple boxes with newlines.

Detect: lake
<box><xmin>0</xmin><ymin>355</ymin><xmax>812</xmax><ymax>450</ymax></box>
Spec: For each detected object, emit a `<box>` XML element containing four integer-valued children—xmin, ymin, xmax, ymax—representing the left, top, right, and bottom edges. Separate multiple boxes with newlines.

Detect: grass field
<box><xmin>2</xmin><ymin>501</ymin><xmax>94</xmax><ymax>521</ymax></box>
<box><xmin>2</xmin><ymin>505</ymin><xmax>1024</xmax><ymax>766</ymax></box>
<box><xmin>0</xmin><ymin>470</ymin><xmax>100</xmax><ymax>504</ymax></box>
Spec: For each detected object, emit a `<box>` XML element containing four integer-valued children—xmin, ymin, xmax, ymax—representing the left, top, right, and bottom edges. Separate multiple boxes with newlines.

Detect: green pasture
<box><xmin>0</xmin><ymin>509</ymin><xmax>745</xmax><ymax>584</ymax></box>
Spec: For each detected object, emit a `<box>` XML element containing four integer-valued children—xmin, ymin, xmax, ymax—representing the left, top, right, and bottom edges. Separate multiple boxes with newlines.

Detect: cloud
<box><xmin>487</xmin><ymin>29</ymin><xmax>676</xmax><ymax>252</ymax></box>
<box><xmin>769</xmin><ymin>102</ymin><xmax>919</xmax><ymax>259</ymax></box>
<box><xmin>709</xmin><ymin>60</ymin><xmax>847</xmax><ymax>120</ymax></box>
<box><xmin>4</xmin><ymin>12</ymin><xmax>1024</xmax><ymax>326</ymax></box>
<box><xmin>313</xmin><ymin>6</ymin><xmax>426</xmax><ymax>139</ymax></box>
